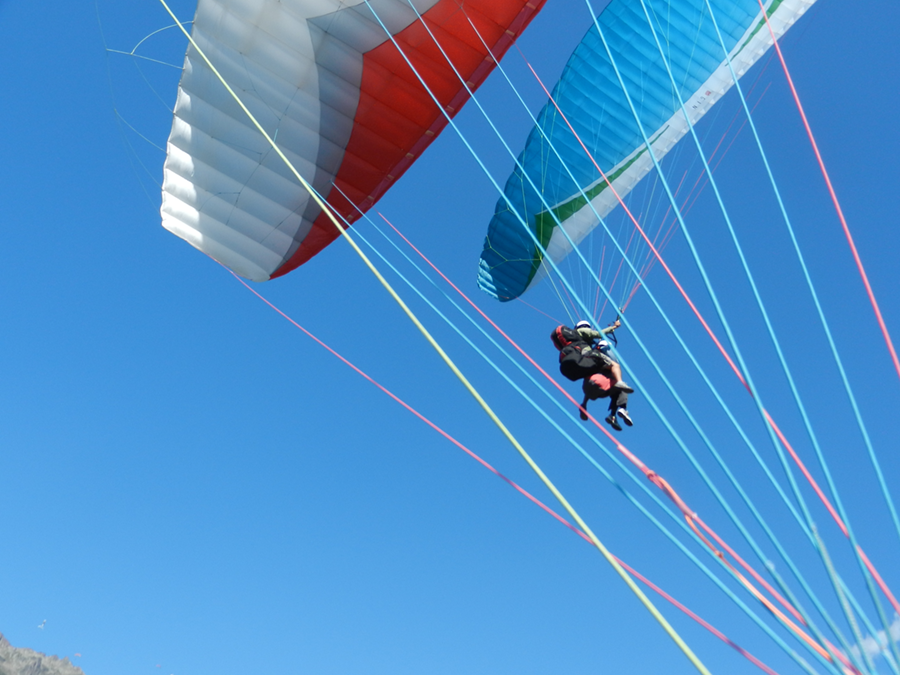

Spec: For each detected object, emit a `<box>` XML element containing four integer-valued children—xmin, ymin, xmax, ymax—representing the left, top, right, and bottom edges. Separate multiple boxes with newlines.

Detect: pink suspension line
<box><xmin>622</xmin><ymin>169</ymin><xmax>689</xmax><ymax>311</ymax></box>
<box><xmin>598</xmin><ymin>221</ymin><xmax>639</xmax><ymax>319</ymax></box>
<box><xmin>591</xmin><ymin>246</ymin><xmax>605</xmax><ymax>316</ymax></box>
<box><xmin>622</xmin><ymin>55</ymin><xmax>774</xmax><ymax>309</ymax></box>
<box><xmin>376</xmin><ymin>214</ymin><xmax>868</xmax><ymax>667</ymax></box>
<box><xmin>521</xmin><ymin>57</ymin><xmax>748</xmax><ymax>386</ymax></box>
<box><xmin>621</xmin><ymin>561</ymin><xmax>784</xmax><ymax>675</ymax></box>
<box><xmin>229</xmin><ymin>268</ymin><xmax>784</xmax><ymax>675</ymax></box>
<box><xmin>631</xmin><ymin>80</ymin><xmax>773</xmax><ymax>304</ymax></box>
<box><xmin>560</xmin><ymin>280</ymin><xmax>583</xmax><ymax>321</ymax></box>
<box><xmin>756</xmin><ymin>0</ymin><xmax>900</xmax><ymax>382</ymax></box>
<box><xmin>515</xmin><ymin>296</ymin><xmax>565</xmax><ymax>324</ymax></box>
<box><xmin>518</xmin><ymin>49</ymin><xmax>900</xmax><ymax>617</ymax></box>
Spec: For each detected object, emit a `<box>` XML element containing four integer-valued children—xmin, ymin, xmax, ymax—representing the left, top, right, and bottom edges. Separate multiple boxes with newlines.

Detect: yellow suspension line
<box><xmin>155</xmin><ymin>4</ymin><xmax>712</xmax><ymax>672</ymax></box>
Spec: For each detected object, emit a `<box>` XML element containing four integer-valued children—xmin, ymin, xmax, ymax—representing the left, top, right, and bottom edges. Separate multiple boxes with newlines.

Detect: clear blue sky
<box><xmin>2</xmin><ymin>1</ymin><xmax>899</xmax><ymax>674</ymax></box>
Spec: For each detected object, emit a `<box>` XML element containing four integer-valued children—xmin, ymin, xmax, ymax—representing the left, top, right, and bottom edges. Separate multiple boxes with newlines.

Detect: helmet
<box><xmin>575</xmin><ymin>320</ymin><xmax>592</xmax><ymax>330</ymax></box>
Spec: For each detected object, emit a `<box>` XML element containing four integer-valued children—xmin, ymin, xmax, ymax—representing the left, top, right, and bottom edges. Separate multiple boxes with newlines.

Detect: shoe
<box><xmin>579</xmin><ymin>406</ymin><xmax>589</xmax><ymax>421</ymax></box>
<box><xmin>617</xmin><ymin>408</ymin><xmax>633</xmax><ymax>427</ymax></box>
<box><xmin>613</xmin><ymin>382</ymin><xmax>635</xmax><ymax>394</ymax></box>
<box><xmin>605</xmin><ymin>414</ymin><xmax>622</xmax><ymax>432</ymax></box>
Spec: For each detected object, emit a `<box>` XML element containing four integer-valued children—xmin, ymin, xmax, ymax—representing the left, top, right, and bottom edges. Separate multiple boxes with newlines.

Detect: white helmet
<box><xmin>575</xmin><ymin>320</ymin><xmax>592</xmax><ymax>330</ymax></box>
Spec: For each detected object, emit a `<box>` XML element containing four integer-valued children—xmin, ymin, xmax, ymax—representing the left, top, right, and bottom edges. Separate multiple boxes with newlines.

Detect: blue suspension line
<box><xmin>462</xmin><ymin>9</ymin><xmax>886</xmax><ymax>659</ymax></box>
<box><xmin>436</xmin><ymin>9</ymin><xmax>884</xmax><ymax>664</ymax></box>
<box><xmin>584</xmin><ymin>0</ymin><xmax>871</xmax><ymax>669</ymax></box>
<box><xmin>700</xmin><ymin>2</ymin><xmax>900</xmax><ymax>666</ymax></box>
<box><xmin>635</xmin><ymin>1</ymin><xmax>893</xmax><ymax>670</ymax></box>
<box><xmin>631</xmin><ymin>0</ymin><xmax>873</xmax><ymax>669</ymax></box>
<box><xmin>348</xmin><ymin>205</ymin><xmax>824</xmax><ymax>675</ymax></box>
<box><xmin>366</xmin><ymin>3</ymin><xmax>866</xmax><ymax>670</ymax></box>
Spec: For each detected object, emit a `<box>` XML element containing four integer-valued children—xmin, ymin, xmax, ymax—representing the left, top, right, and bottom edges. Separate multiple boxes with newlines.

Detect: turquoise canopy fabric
<box><xmin>477</xmin><ymin>0</ymin><xmax>813</xmax><ymax>301</ymax></box>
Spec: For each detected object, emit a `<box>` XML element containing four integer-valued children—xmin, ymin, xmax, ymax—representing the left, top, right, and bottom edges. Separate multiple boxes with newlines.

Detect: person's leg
<box><xmin>609</xmin><ymin>362</ymin><xmax>634</xmax><ymax>393</ymax></box>
<box><xmin>579</xmin><ymin>394</ymin><xmax>590</xmax><ymax>421</ymax></box>
<box><xmin>613</xmin><ymin>390</ymin><xmax>632</xmax><ymax>426</ymax></box>
<box><xmin>605</xmin><ymin>410</ymin><xmax>622</xmax><ymax>431</ymax></box>
<box><xmin>603</xmin><ymin>396</ymin><xmax>621</xmax><ymax>431</ymax></box>
<box><xmin>609</xmin><ymin>361</ymin><xmax>622</xmax><ymax>384</ymax></box>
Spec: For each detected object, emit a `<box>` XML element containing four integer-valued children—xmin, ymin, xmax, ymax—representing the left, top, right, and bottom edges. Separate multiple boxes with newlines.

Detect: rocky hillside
<box><xmin>0</xmin><ymin>634</ymin><xmax>84</xmax><ymax>675</ymax></box>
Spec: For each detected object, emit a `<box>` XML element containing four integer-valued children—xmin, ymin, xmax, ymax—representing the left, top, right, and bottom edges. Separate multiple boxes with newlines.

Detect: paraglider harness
<box><xmin>551</xmin><ymin>325</ymin><xmax>605</xmax><ymax>382</ymax></box>
<box><xmin>551</xmin><ymin>314</ymin><xmax>622</xmax><ymax>382</ymax></box>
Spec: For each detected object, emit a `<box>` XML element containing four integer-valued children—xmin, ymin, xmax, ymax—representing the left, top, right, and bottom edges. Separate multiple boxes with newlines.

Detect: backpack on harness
<box><xmin>551</xmin><ymin>325</ymin><xmax>599</xmax><ymax>381</ymax></box>
<box><xmin>550</xmin><ymin>325</ymin><xmax>581</xmax><ymax>351</ymax></box>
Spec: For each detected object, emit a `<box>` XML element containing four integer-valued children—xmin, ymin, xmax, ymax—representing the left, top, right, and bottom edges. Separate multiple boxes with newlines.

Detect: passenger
<box><xmin>579</xmin><ymin>372</ymin><xmax>633</xmax><ymax>431</ymax></box>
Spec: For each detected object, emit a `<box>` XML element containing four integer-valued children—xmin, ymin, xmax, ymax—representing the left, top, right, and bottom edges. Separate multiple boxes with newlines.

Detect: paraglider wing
<box><xmin>162</xmin><ymin>0</ymin><xmax>545</xmax><ymax>281</ymax></box>
<box><xmin>477</xmin><ymin>0</ymin><xmax>815</xmax><ymax>301</ymax></box>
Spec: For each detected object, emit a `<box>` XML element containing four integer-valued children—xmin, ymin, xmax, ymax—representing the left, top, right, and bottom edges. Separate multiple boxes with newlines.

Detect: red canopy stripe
<box><xmin>272</xmin><ymin>0</ymin><xmax>545</xmax><ymax>277</ymax></box>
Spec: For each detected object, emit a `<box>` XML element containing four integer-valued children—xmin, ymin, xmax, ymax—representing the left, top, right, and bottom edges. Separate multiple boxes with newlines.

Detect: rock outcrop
<box><xmin>0</xmin><ymin>634</ymin><xmax>85</xmax><ymax>675</ymax></box>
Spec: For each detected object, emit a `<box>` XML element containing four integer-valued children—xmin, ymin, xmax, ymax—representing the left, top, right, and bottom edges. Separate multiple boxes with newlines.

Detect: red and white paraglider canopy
<box><xmin>161</xmin><ymin>0</ymin><xmax>545</xmax><ymax>281</ymax></box>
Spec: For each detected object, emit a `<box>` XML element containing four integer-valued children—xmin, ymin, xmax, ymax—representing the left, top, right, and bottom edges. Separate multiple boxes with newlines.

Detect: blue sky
<box><xmin>2</xmin><ymin>1</ymin><xmax>899</xmax><ymax>674</ymax></box>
